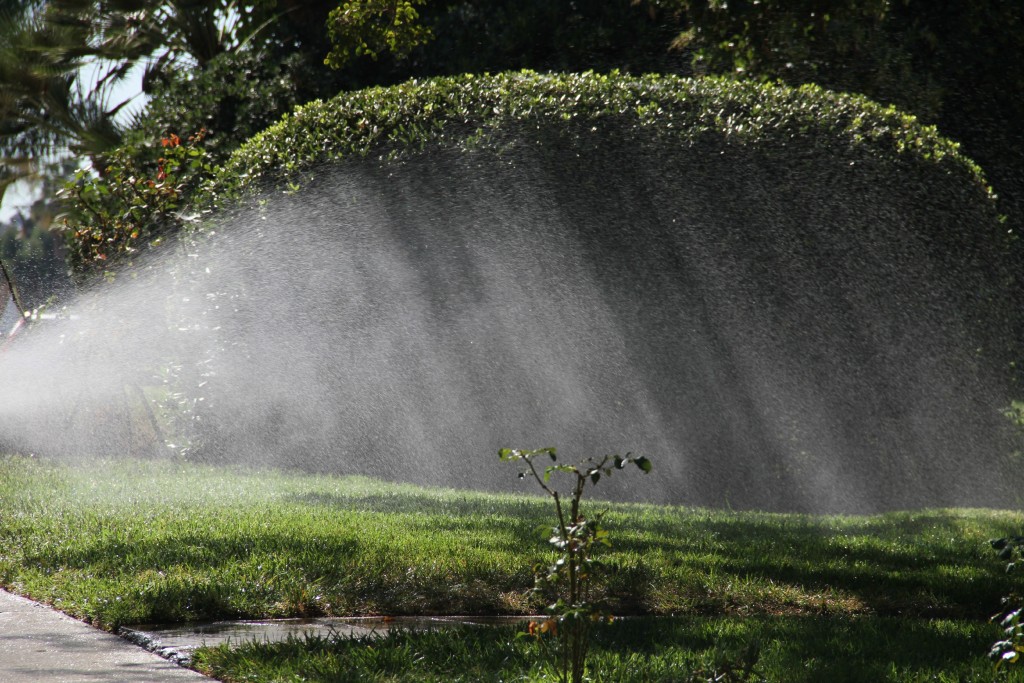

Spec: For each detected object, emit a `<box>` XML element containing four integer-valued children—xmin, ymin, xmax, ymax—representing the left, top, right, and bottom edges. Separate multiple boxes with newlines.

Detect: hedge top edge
<box><xmin>195</xmin><ymin>70</ymin><xmax>995</xmax><ymax>215</ymax></box>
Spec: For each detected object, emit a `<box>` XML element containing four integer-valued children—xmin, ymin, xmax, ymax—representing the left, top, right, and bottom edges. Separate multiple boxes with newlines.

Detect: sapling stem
<box><xmin>500</xmin><ymin>447</ymin><xmax>651</xmax><ymax>683</ymax></box>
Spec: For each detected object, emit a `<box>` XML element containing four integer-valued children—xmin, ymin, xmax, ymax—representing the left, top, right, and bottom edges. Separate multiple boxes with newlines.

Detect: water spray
<box><xmin>1</xmin><ymin>73</ymin><xmax>1019</xmax><ymax>513</ymax></box>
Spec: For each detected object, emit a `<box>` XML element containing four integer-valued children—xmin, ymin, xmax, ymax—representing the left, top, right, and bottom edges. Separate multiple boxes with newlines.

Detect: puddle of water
<box><xmin>120</xmin><ymin>616</ymin><xmax>530</xmax><ymax>665</ymax></box>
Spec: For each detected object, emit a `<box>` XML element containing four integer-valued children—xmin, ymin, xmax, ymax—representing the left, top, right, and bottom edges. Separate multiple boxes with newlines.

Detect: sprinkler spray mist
<box><xmin>0</xmin><ymin>119</ymin><xmax>1019</xmax><ymax>514</ymax></box>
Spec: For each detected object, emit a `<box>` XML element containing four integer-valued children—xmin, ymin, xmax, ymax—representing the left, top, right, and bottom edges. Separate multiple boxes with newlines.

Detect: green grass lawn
<box><xmin>1</xmin><ymin>455</ymin><xmax>1022</xmax><ymax>681</ymax></box>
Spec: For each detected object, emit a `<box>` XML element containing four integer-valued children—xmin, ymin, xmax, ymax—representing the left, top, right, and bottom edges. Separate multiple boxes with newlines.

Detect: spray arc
<box><xmin>1</xmin><ymin>73</ymin><xmax>1020</xmax><ymax>514</ymax></box>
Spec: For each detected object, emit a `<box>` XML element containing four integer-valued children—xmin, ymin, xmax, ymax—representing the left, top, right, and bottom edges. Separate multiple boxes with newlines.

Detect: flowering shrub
<box><xmin>60</xmin><ymin>131</ymin><xmax>213</xmax><ymax>283</ymax></box>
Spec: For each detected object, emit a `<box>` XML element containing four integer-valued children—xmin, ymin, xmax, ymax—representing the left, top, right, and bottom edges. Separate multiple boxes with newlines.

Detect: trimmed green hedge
<box><xmin>180</xmin><ymin>71</ymin><xmax>1021</xmax><ymax>511</ymax></box>
<box><xmin>198</xmin><ymin>70</ymin><xmax>997</xmax><ymax>218</ymax></box>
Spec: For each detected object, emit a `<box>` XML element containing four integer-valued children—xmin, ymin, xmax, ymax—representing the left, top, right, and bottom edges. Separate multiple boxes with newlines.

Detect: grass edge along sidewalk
<box><xmin>0</xmin><ymin>588</ymin><xmax>212</xmax><ymax>682</ymax></box>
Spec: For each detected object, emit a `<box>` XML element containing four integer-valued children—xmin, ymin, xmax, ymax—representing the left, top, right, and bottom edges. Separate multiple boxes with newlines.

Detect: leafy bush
<box><xmin>646</xmin><ymin>0</ymin><xmax>1024</xmax><ymax>232</ymax></box>
<box><xmin>200</xmin><ymin>71</ymin><xmax>998</xmax><ymax>215</ymax></box>
<box><xmin>128</xmin><ymin>50</ymin><xmax>313</xmax><ymax>168</ymax></box>
<box><xmin>60</xmin><ymin>132</ymin><xmax>214</xmax><ymax>283</ymax></box>
<box><xmin>197</xmin><ymin>70</ymin><xmax>1014</xmax><ymax>375</ymax></box>
<box><xmin>180</xmin><ymin>71</ymin><xmax>1019</xmax><ymax>506</ymax></box>
<box><xmin>325</xmin><ymin>0</ymin><xmax>433</xmax><ymax>68</ymax></box>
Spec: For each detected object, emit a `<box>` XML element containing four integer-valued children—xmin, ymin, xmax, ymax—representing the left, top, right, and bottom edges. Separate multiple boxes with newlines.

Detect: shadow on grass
<box><xmin>611</xmin><ymin>510</ymin><xmax>1018</xmax><ymax>618</ymax></box>
<box><xmin>195</xmin><ymin>615</ymin><xmax>1021</xmax><ymax>683</ymax></box>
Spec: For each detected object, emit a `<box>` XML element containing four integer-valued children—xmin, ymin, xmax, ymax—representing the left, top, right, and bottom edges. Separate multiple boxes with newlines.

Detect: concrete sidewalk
<box><xmin>0</xmin><ymin>589</ymin><xmax>212</xmax><ymax>682</ymax></box>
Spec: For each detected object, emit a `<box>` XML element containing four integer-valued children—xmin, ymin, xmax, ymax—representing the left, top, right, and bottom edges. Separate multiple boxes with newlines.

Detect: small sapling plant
<box><xmin>990</xmin><ymin>534</ymin><xmax>1024</xmax><ymax>669</ymax></box>
<box><xmin>500</xmin><ymin>446</ymin><xmax>651</xmax><ymax>683</ymax></box>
